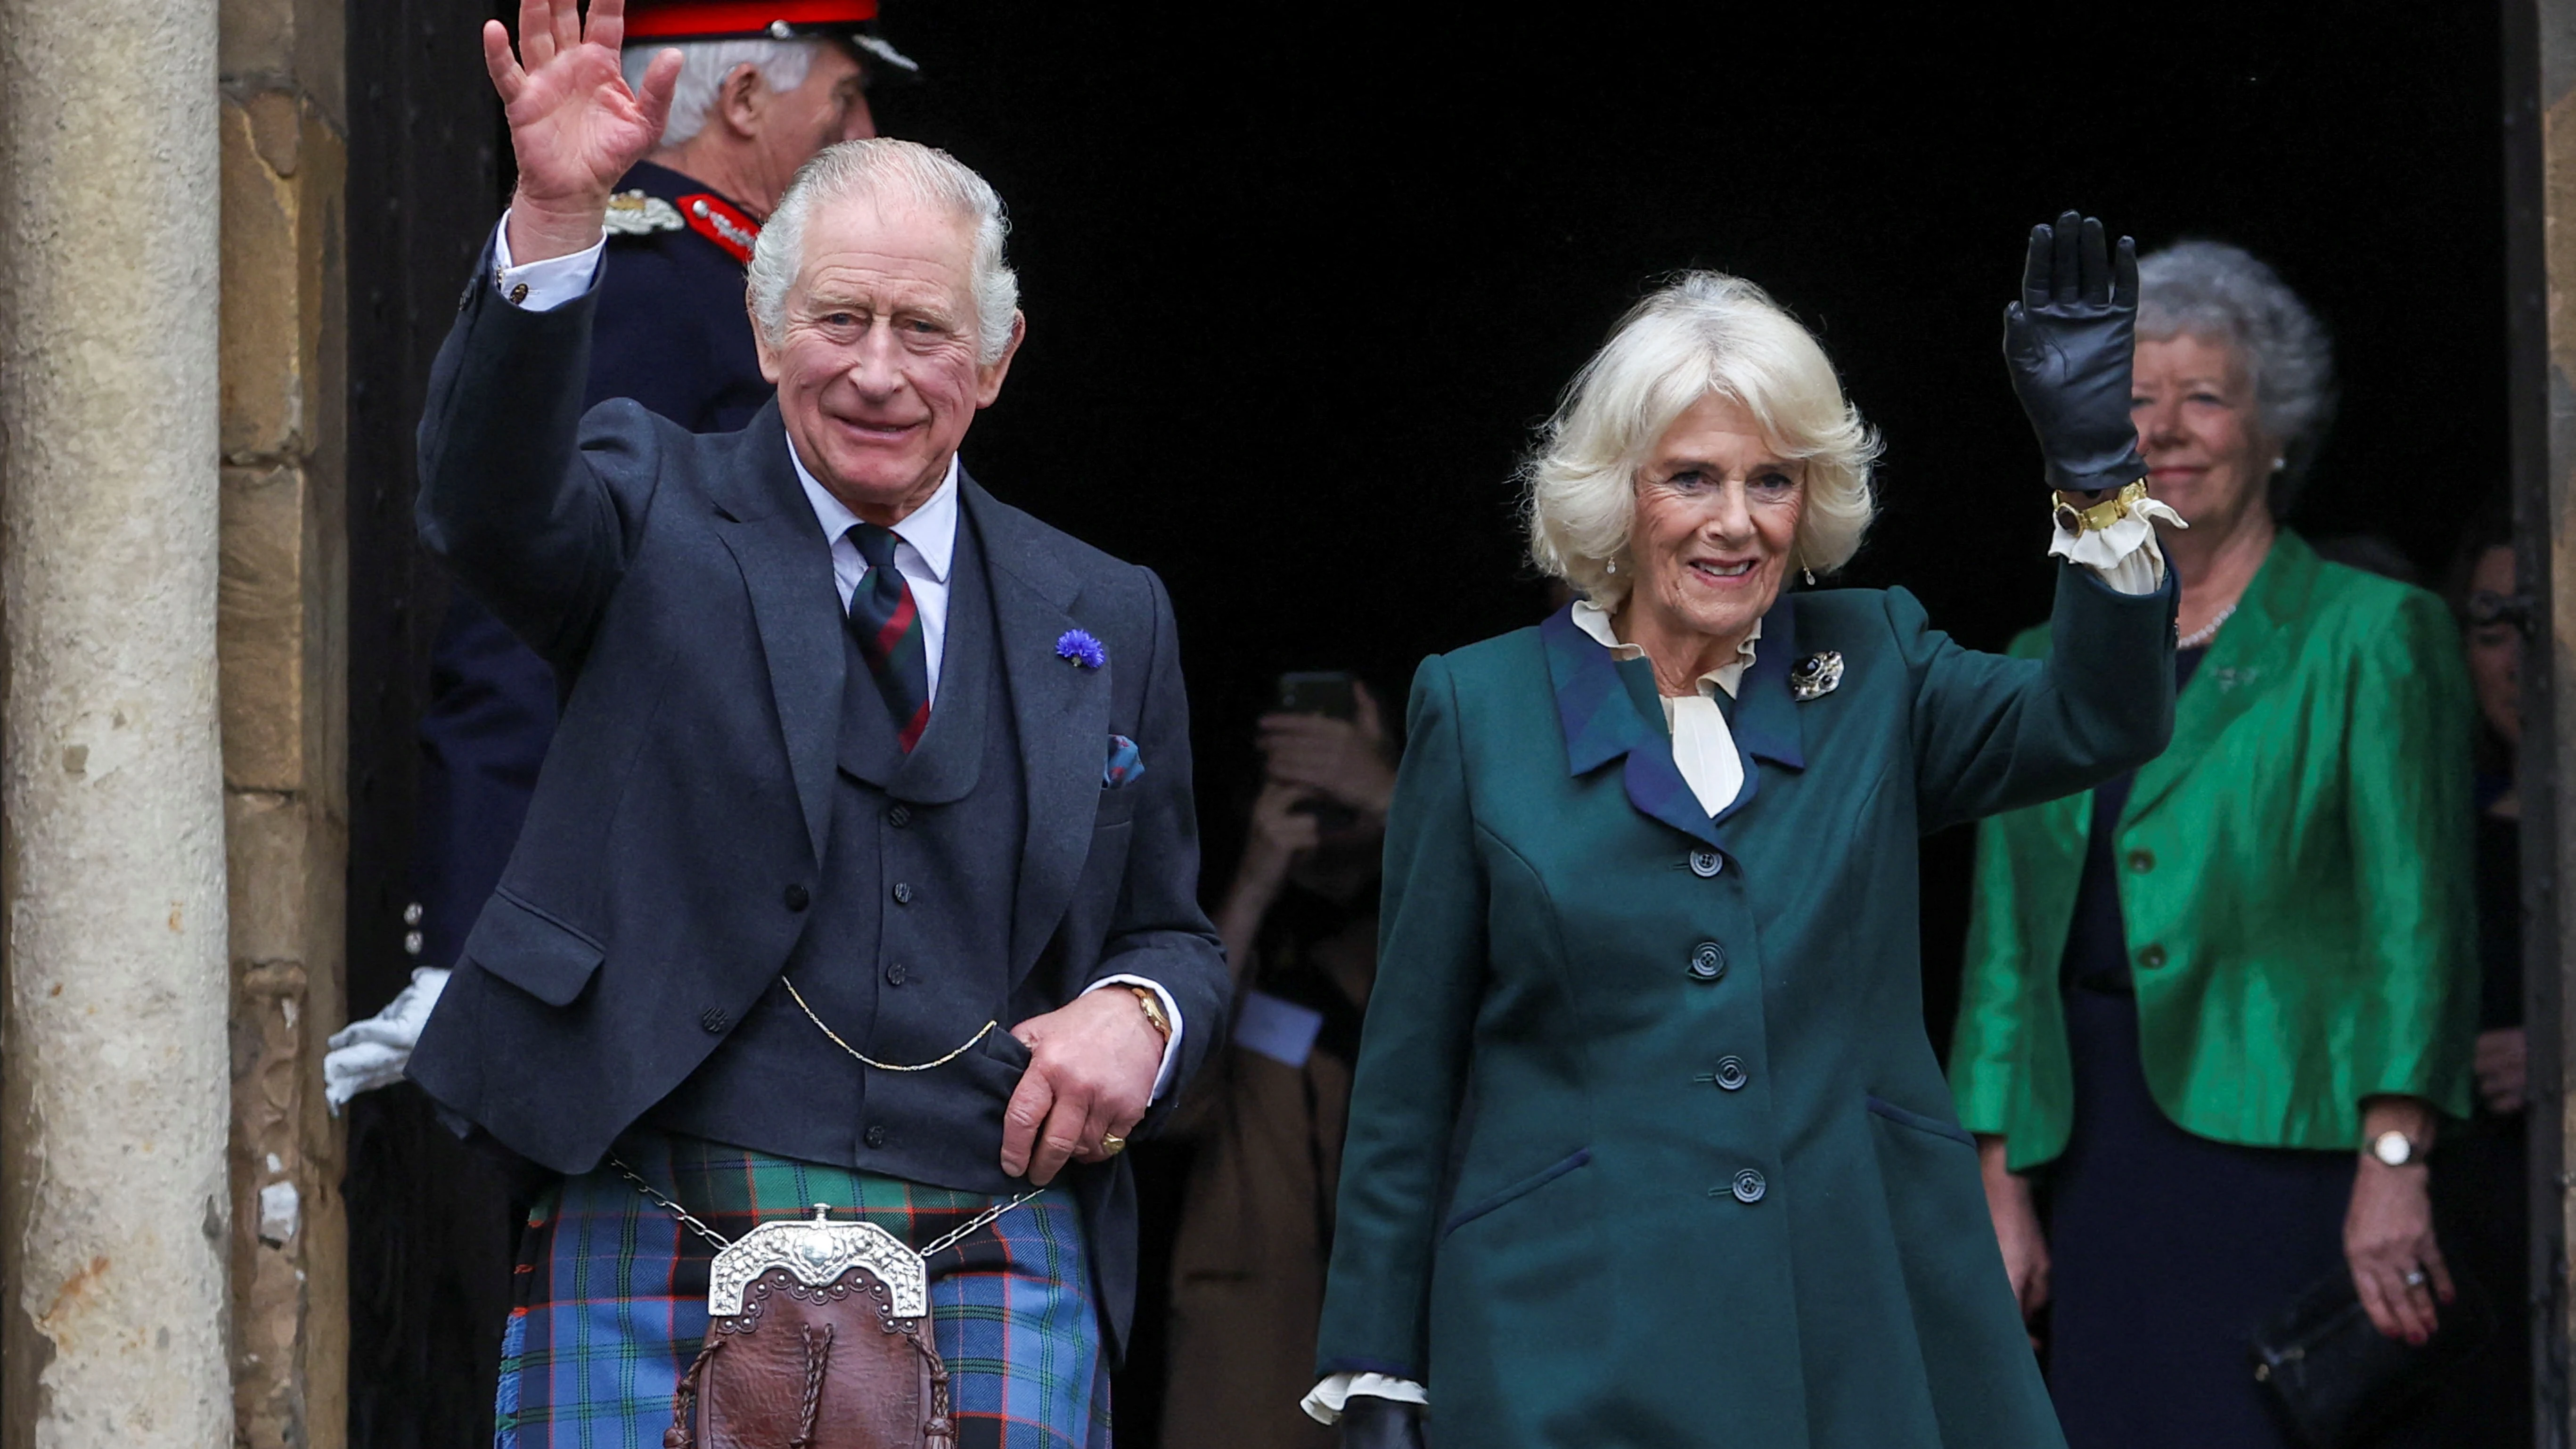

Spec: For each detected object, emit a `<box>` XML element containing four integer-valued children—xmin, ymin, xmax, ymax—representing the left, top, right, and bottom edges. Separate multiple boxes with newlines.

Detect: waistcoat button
<box><xmin>1688</xmin><ymin>941</ymin><xmax>1727</xmax><ymax>981</ymax></box>
<box><xmin>892</xmin><ymin>882</ymin><xmax>914</xmax><ymax>905</ymax></box>
<box><xmin>1731</xmin><ymin>1168</ymin><xmax>1766</xmax><ymax>1204</ymax></box>
<box><xmin>1714</xmin><ymin>1056</ymin><xmax>1748</xmax><ymax>1091</ymax></box>
<box><xmin>782</xmin><ymin>883</ymin><xmax>810</xmax><ymax>911</ymax></box>
<box><xmin>886</xmin><ymin>962</ymin><xmax>908</xmax><ymax>986</ymax></box>
<box><xmin>699</xmin><ymin>1007</ymin><xmax>729</xmax><ymax>1034</ymax></box>
<box><xmin>864</xmin><ymin>1124</ymin><xmax>888</xmax><ymax>1149</ymax></box>
<box><xmin>1689</xmin><ymin>850</ymin><xmax>1722</xmax><ymax>878</ymax></box>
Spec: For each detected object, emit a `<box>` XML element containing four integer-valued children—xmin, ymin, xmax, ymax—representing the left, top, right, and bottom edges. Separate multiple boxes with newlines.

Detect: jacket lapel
<box><xmin>710</xmin><ymin>404</ymin><xmax>843</xmax><ymax>864</ymax></box>
<box><xmin>1712</xmin><ymin>595</ymin><xmax>1806</xmax><ymax>839</ymax></box>
<box><xmin>2121</xmin><ymin>530</ymin><xmax>2319</xmax><ymax>827</ymax></box>
<box><xmin>1542</xmin><ymin>595</ymin><xmax>1808</xmax><ymax>848</ymax></box>
<box><xmin>967</xmin><ymin>478</ymin><xmax>1113</xmax><ymax>981</ymax></box>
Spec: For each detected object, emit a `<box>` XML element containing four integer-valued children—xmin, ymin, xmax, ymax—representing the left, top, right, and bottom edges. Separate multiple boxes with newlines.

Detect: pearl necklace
<box><xmin>2177</xmin><ymin>603</ymin><xmax>2237</xmax><ymax>651</ymax></box>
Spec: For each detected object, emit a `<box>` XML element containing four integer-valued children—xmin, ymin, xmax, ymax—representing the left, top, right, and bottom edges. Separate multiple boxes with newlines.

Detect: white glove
<box><xmin>323</xmin><ymin>966</ymin><xmax>450</xmax><ymax>1113</ymax></box>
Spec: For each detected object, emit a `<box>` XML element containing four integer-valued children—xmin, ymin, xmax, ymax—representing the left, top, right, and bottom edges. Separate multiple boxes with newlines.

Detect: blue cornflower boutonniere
<box><xmin>1055</xmin><ymin>629</ymin><xmax>1107</xmax><ymax>670</ymax></box>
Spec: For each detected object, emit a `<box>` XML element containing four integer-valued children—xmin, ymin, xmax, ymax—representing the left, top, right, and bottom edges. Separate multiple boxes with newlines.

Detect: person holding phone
<box><xmin>1311</xmin><ymin>219</ymin><xmax>2180</xmax><ymax>1448</ymax></box>
<box><xmin>1161</xmin><ymin>677</ymin><xmax>1397</xmax><ymax>1449</ymax></box>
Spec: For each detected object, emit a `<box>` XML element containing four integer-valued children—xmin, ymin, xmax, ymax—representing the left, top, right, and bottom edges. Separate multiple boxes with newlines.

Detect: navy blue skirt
<box><xmin>2046</xmin><ymin>985</ymin><xmax>2354</xmax><ymax>1449</ymax></box>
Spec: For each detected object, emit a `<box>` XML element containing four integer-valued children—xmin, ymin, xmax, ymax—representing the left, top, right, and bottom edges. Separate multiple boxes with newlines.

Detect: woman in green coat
<box><xmin>1950</xmin><ymin>243</ymin><xmax>2478</xmax><ymax>1449</ymax></box>
<box><xmin>1309</xmin><ymin>218</ymin><xmax>2180</xmax><ymax>1449</ymax></box>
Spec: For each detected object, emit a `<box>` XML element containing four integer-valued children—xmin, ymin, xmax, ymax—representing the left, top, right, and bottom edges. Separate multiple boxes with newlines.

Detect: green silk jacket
<box><xmin>1317</xmin><ymin>565</ymin><xmax>2174</xmax><ymax>1448</ymax></box>
<box><xmin>1950</xmin><ymin>531</ymin><xmax>2478</xmax><ymax>1174</ymax></box>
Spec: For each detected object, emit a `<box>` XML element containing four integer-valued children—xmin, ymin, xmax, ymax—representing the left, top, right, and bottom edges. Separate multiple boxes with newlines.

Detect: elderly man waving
<box><xmin>406</xmin><ymin>3</ymin><xmax>1227</xmax><ymax>1445</ymax></box>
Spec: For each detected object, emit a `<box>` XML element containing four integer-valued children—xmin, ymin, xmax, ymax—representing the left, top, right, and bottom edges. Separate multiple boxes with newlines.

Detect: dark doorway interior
<box><xmin>344</xmin><ymin>3</ymin><xmax>513</xmax><ymax>1445</ymax></box>
<box><xmin>341</xmin><ymin>3</ymin><xmax>2510</xmax><ymax>1446</ymax></box>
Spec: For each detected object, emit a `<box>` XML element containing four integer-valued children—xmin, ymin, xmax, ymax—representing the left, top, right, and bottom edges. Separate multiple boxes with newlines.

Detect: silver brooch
<box><xmin>1789</xmin><ymin>651</ymin><xmax>1843</xmax><ymax>702</ymax></box>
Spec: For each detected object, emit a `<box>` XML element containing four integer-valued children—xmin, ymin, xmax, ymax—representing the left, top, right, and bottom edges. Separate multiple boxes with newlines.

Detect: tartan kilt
<box><xmin>496</xmin><ymin>1130</ymin><xmax>1112</xmax><ymax>1449</ymax></box>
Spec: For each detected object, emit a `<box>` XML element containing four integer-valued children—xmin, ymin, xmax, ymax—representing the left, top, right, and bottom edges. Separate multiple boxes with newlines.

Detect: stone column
<box><xmin>0</xmin><ymin>0</ymin><xmax>234</xmax><ymax>1446</ymax></box>
<box><xmin>218</xmin><ymin>0</ymin><xmax>349</xmax><ymax>1440</ymax></box>
<box><xmin>2516</xmin><ymin>0</ymin><xmax>2576</xmax><ymax>1441</ymax></box>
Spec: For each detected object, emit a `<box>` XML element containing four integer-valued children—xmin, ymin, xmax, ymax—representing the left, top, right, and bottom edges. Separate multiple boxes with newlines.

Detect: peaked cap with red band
<box><xmin>623</xmin><ymin>0</ymin><xmax>875</xmax><ymax>41</ymax></box>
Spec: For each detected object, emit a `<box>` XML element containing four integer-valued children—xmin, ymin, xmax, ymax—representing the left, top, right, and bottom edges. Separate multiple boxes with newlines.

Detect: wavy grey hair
<box><xmin>747</xmin><ymin>139</ymin><xmax>1021</xmax><ymax>367</ymax></box>
<box><xmin>2136</xmin><ymin>240</ymin><xmax>2335</xmax><ymax>514</ymax></box>
<box><xmin>1523</xmin><ymin>272</ymin><xmax>1881</xmax><ymax>610</ymax></box>
<box><xmin>622</xmin><ymin>39</ymin><xmax>820</xmax><ymax>148</ymax></box>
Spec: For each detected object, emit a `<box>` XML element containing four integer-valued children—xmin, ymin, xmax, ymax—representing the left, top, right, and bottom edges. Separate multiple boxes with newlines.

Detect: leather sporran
<box><xmin>666</xmin><ymin>1207</ymin><xmax>956</xmax><ymax>1449</ymax></box>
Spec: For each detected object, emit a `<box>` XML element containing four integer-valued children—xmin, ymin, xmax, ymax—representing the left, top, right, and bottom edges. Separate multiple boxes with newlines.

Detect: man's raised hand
<box><xmin>482</xmin><ymin>0</ymin><xmax>679</xmax><ymax>262</ymax></box>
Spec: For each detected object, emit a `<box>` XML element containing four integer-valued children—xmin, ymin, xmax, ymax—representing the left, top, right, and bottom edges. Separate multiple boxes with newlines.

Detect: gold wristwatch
<box><xmin>2053</xmin><ymin>478</ymin><xmax>2151</xmax><ymax>536</ymax></box>
<box><xmin>1129</xmin><ymin>985</ymin><xmax>1173</xmax><ymax>1043</ymax></box>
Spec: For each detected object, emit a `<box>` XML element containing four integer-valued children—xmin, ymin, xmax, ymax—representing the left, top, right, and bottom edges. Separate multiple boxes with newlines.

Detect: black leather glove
<box><xmin>2003</xmin><ymin>211</ymin><xmax>2150</xmax><ymax>495</ymax></box>
<box><xmin>1339</xmin><ymin>1393</ymin><xmax>1427</xmax><ymax>1449</ymax></box>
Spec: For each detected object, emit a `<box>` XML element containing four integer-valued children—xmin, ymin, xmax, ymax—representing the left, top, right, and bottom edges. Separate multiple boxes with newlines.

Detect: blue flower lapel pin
<box><xmin>1055</xmin><ymin>628</ymin><xmax>1106</xmax><ymax>670</ymax></box>
<box><xmin>1789</xmin><ymin>651</ymin><xmax>1844</xmax><ymax>702</ymax></box>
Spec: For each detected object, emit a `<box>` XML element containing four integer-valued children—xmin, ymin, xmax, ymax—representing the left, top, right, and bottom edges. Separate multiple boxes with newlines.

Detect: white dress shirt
<box><xmin>488</xmin><ymin>213</ymin><xmax>1187</xmax><ymax>1099</ymax></box>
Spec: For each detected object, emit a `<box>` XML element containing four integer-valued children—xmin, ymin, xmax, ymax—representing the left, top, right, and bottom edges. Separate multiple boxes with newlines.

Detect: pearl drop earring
<box><xmin>1804</xmin><ymin>567</ymin><xmax>1816</xmax><ymax>586</ymax></box>
<box><xmin>1605</xmin><ymin>559</ymin><xmax>1618</xmax><ymax>574</ymax></box>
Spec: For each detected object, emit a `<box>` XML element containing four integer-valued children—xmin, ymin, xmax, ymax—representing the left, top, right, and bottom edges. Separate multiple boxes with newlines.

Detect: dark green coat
<box><xmin>1317</xmin><ymin>565</ymin><xmax>2175</xmax><ymax>1448</ymax></box>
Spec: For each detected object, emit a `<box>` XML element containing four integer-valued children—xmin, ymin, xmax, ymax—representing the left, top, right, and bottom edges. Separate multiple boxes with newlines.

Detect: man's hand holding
<box><xmin>483</xmin><ymin>0</ymin><xmax>680</xmax><ymax>262</ymax></box>
<box><xmin>999</xmin><ymin>989</ymin><xmax>1166</xmax><ymax>1186</ymax></box>
<box><xmin>1258</xmin><ymin>682</ymin><xmax>1397</xmax><ymax>822</ymax></box>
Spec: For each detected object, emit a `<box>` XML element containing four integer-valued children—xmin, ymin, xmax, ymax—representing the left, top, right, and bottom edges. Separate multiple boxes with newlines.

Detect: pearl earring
<box><xmin>1605</xmin><ymin>559</ymin><xmax>1618</xmax><ymax>574</ymax></box>
<box><xmin>2271</xmin><ymin>457</ymin><xmax>2286</xmax><ymax>472</ymax></box>
<box><xmin>1804</xmin><ymin>567</ymin><xmax>1816</xmax><ymax>586</ymax></box>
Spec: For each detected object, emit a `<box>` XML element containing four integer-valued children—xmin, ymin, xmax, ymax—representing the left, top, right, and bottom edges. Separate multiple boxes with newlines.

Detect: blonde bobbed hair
<box><xmin>1523</xmin><ymin>271</ymin><xmax>1881</xmax><ymax>610</ymax></box>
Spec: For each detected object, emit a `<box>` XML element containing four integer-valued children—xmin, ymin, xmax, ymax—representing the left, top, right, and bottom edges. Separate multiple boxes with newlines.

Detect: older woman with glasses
<box><xmin>1952</xmin><ymin>242</ymin><xmax>2479</xmax><ymax>1449</ymax></box>
<box><xmin>1305</xmin><ymin>216</ymin><xmax>2181</xmax><ymax>1449</ymax></box>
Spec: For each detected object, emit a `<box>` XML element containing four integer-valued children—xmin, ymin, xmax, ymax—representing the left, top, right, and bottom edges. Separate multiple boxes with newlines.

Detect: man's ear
<box><xmin>974</xmin><ymin>312</ymin><xmax>1026</xmax><ymax>409</ymax></box>
<box><xmin>718</xmin><ymin>61</ymin><xmax>766</xmax><ymax>139</ymax></box>
<box><xmin>750</xmin><ymin>294</ymin><xmax>782</xmax><ymax>384</ymax></box>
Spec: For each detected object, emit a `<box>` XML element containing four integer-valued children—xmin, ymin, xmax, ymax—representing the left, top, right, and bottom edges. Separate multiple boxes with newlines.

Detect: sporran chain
<box><xmin>607</xmin><ymin>1156</ymin><xmax>1039</xmax><ymax>1260</ymax></box>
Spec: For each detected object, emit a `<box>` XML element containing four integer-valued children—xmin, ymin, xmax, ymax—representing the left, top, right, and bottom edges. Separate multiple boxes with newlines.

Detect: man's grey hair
<box><xmin>747</xmin><ymin>139</ymin><xmax>1021</xmax><ymax>367</ymax></box>
<box><xmin>2137</xmin><ymin>240</ymin><xmax>2335</xmax><ymax>513</ymax></box>
<box><xmin>622</xmin><ymin>39</ymin><xmax>820</xmax><ymax>148</ymax></box>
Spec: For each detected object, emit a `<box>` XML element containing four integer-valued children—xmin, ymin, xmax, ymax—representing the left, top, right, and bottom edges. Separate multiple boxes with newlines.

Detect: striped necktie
<box><xmin>844</xmin><ymin>522</ymin><xmax>931</xmax><ymax>751</ymax></box>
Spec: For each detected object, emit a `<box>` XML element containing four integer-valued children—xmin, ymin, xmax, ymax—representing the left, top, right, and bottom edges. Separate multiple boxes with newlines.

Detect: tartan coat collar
<box><xmin>1541</xmin><ymin>593</ymin><xmax>1805</xmax><ymax>848</ymax></box>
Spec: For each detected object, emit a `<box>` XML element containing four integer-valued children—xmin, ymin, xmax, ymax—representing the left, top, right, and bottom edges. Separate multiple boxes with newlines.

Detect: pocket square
<box><xmin>1103</xmin><ymin>734</ymin><xmax>1145</xmax><ymax>788</ymax></box>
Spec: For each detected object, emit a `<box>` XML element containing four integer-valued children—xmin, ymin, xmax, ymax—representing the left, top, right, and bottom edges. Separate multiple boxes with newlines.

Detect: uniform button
<box><xmin>2126</xmin><ymin>849</ymin><xmax>2154</xmax><ymax>873</ymax></box>
<box><xmin>887</xmin><ymin>804</ymin><xmax>913</xmax><ymax>827</ymax></box>
<box><xmin>892</xmin><ymin>882</ymin><xmax>914</xmax><ymax>905</ymax></box>
<box><xmin>1687</xmin><ymin>941</ymin><xmax>1727</xmax><ymax>982</ymax></box>
<box><xmin>699</xmin><ymin>1007</ymin><xmax>730</xmax><ymax>1034</ymax></box>
<box><xmin>886</xmin><ymin>962</ymin><xmax>908</xmax><ymax>986</ymax></box>
<box><xmin>402</xmin><ymin>901</ymin><xmax>425</xmax><ymax>926</ymax></box>
<box><xmin>864</xmin><ymin>1124</ymin><xmax>888</xmax><ymax>1149</ymax></box>
<box><xmin>2139</xmin><ymin>944</ymin><xmax>2168</xmax><ymax>970</ymax></box>
<box><xmin>1731</xmin><ymin>1169</ymin><xmax>1766</xmax><ymax>1204</ymax></box>
<box><xmin>1689</xmin><ymin>849</ymin><xmax>1723</xmax><ymax>878</ymax></box>
<box><xmin>1715</xmin><ymin>1056</ymin><xmax>1748</xmax><ymax>1091</ymax></box>
<box><xmin>782</xmin><ymin>883</ymin><xmax>810</xmax><ymax>911</ymax></box>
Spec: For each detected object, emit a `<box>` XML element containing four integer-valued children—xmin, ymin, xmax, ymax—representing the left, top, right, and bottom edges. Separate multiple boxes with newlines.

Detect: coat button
<box><xmin>1715</xmin><ymin>1056</ymin><xmax>1748</xmax><ymax>1091</ymax></box>
<box><xmin>2139</xmin><ymin>944</ymin><xmax>2167</xmax><ymax>970</ymax></box>
<box><xmin>864</xmin><ymin>1124</ymin><xmax>888</xmax><ymax>1149</ymax></box>
<box><xmin>2126</xmin><ymin>849</ymin><xmax>2154</xmax><ymax>873</ymax></box>
<box><xmin>886</xmin><ymin>962</ymin><xmax>908</xmax><ymax>986</ymax></box>
<box><xmin>1687</xmin><ymin>941</ymin><xmax>1727</xmax><ymax>981</ymax></box>
<box><xmin>887</xmin><ymin>804</ymin><xmax>912</xmax><ymax>828</ymax></box>
<box><xmin>782</xmin><ymin>883</ymin><xmax>810</xmax><ymax>911</ymax></box>
<box><xmin>699</xmin><ymin>1007</ymin><xmax>730</xmax><ymax>1034</ymax></box>
<box><xmin>1689</xmin><ymin>849</ymin><xmax>1723</xmax><ymax>878</ymax></box>
<box><xmin>1731</xmin><ymin>1168</ymin><xmax>1766</xmax><ymax>1204</ymax></box>
<box><xmin>892</xmin><ymin>882</ymin><xmax>914</xmax><ymax>905</ymax></box>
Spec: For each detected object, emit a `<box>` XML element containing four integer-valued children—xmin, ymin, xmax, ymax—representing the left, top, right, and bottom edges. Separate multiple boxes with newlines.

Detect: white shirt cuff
<box><xmin>491</xmin><ymin>210</ymin><xmax>607</xmax><ymax>311</ymax></box>
<box><xmin>1302</xmin><ymin>1373</ymin><xmax>1428</xmax><ymax>1425</ymax></box>
<box><xmin>1081</xmin><ymin>974</ymin><xmax>1185</xmax><ymax>1100</ymax></box>
<box><xmin>2049</xmin><ymin>494</ymin><xmax>2183</xmax><ymax>596</ymax></box>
